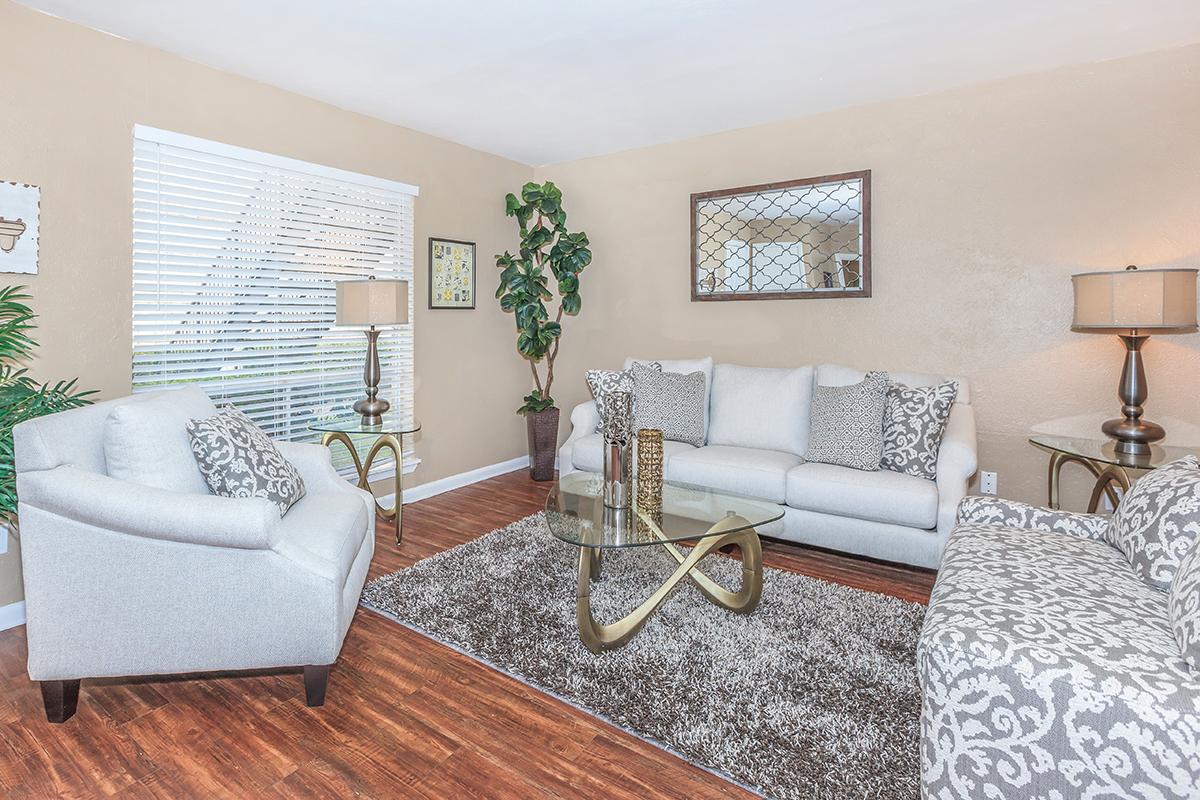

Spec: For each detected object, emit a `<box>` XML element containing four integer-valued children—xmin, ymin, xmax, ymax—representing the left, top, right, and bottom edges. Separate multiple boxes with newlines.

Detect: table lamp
<box><xmin>336</xmin><ymin>277</ymin><xmax>409</xmax><ymax>425</ymax></box>
<box><xmin>1071</xmin><ymin>265</ymin><xmax>1198</xmax><ymax>456</ymax></box>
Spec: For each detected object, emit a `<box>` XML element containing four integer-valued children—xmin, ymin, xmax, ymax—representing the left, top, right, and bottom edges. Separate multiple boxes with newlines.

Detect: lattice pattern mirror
<box><xmin>691</xmin><ymin>171</ymin><xmax>871</xmax><ymax>301</ymax></box>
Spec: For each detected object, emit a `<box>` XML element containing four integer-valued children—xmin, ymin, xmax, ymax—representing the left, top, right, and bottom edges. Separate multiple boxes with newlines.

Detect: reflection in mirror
<box><xmin>691</xmin><ymin>171</ymin><xmax>870</xmax><ymax>300</ymax></box>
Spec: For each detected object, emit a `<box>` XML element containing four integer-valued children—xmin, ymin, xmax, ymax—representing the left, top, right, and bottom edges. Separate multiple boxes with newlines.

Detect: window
<box><xmin>131</xmin><ymin>125</ymin><xmax>418</xmax><ymax>476</ymax></box>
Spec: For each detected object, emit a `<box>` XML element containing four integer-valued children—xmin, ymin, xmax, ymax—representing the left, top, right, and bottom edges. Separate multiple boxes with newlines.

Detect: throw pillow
<box><xmin>879</xmin><ymin>380</ymin><xmax>959</xmax><ymax>480</ymax></box>
<box><xmin>804</xmin><ymin>371</ymin><xmax>889</xmax><ymax>471</ymax></box>
<box><xmin>1105</xmin><ymin>455</ymin><xmax>1200</xmax><ymax>592</ymax></box>
<box><xmin>630</xmin><ymin>361</ymin><xmax>706</xmax><ymax>448</ymax></box>
<box><xmin>1169</xmin><ymin>537</ymin><xmax>1200</xmax><ymax>671</ymax></box>
<box><xmin>103</xmin><ymin>387</ymin><xmax>218</xmax><ymax>494</ymax></box>
<box><xmin>187</xmin><ymin>406</ymin><xmax>306</xmax><ymax>515</ymax></box>
<box><xmin>585</xmin><ymin>362</ymin><xmax>661</xmax><ymax>433</ymax></box>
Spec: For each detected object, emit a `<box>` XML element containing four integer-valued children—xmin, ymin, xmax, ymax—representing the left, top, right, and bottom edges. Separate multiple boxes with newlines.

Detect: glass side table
<box><xmin>310</xmin><ymin>416</ymin><xmax>421</xmax><ymax>545</ymax></box>
<box><xmin>1029</xmin><ymin>434</ymin><xmax>1196</xmax><ymax>513</ymax></box>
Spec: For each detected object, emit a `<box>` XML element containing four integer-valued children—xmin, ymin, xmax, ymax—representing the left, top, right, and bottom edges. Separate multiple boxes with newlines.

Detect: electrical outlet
<box><xmin>980</xmin><ymin>471</ymin><xmax>998</xmax><ymax>496</ymax></box>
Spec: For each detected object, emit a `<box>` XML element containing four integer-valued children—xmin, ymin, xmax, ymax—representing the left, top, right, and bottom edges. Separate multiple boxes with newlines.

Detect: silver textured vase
<box><xmin>601</xmin><ymin>391</ymin><xmax>633</xmax><ymax>509</ymax></box>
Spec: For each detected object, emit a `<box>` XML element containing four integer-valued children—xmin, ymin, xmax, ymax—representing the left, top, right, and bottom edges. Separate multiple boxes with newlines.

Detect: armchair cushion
<box><xmin>1105</xmin><ymin>455</ymin><xmax>1200</xmax><ymax>592</ymax></box>
<box><xmin>103</xmin><ymin>387</ymin><xmax>216</xmax><ymax>493</ymax></box>
<box><xmin>187</xmin><ymin>406</ymin><xmax>305</xmax><ymax>515</ymax></box>
<box><xmin>957</xmin><ymin>495</ymin><xmax>1111</xmax><ymax>540</ymax></box>
<box><xmin>1171</xmin><ymin>539</ymin><xmax>1200</xmax><ymax>671</ymax></box>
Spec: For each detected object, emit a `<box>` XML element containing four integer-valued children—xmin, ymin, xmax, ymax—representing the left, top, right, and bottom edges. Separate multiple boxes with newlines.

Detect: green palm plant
<box><xmin>0</xmin><ymin>286</ymin><xmax>95</xmax><ymax>523</ymax></box>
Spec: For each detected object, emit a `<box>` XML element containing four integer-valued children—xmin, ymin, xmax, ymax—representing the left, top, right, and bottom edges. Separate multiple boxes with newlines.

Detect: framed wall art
<box><xmin>0</xmin><ymin>181</ymin><xmax>39</xmax><ymax>275</ymax></box>
<box><xmin>428</xmin><ymin>237</ymin><xmax>476</xmax><ymax>309</ymax></box>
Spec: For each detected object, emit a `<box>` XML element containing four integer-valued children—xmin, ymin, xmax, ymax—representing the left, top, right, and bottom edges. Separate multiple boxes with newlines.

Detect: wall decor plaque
<box><xmin>429</xmin><ymin>237</ymin><xmax>476</xmax><ymax>309</ymax></box>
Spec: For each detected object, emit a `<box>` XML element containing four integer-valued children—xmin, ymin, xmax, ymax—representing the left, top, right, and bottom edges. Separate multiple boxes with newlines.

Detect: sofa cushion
<box><xmin>630</xmin><ymin>362</ymin><xmax>707</xmax><ymax>447</ymax></box>
<box><xmin>103</xmin><ymin>386</ymin><xmax>218</xmax><ymax>493</ymax></box>
<box><xmin>786</xmin><ymin>462</ymin><xmax>937</xmax><ymax>529</ymax></box>
<box><xmin>274</xmin><ymin>491</ymin><xmax>369</xmax><ymax>583</ymax></box>
<box><xmin>880</xmin><ymin>379</ymin><xmax>958</xmax><ymax>480</ymax></box>
<box><xmin>667</xmin><ymin>445</ymin><xmax>800</xmax><ymax>504</ymax></box>
<box><xmin>1105</xmin><ymin>455</ymin><xmax>1200</xmax><ymax>591</ymax></box>
<box><xmin>585</xmin><ymin>363</ymin><xmax>660</xmax><ymax>433</ymax></box>
<box><xmin>920</xmin><ymin>523</ymin><xmax>1199</xmax><ymax>799</ymax></box>
<box><xmin>707</xmin><ymin>364</ymin><xmax>814</xmax><ymax>457</ymax></box>
<box><xmin>570</xmin><ymin>433</ymin><xmax>695</xmax><ymax>474</ymax></box>
<box><xmin>804</xmin><ymin>371</ymin><xmax>889</xmax><ymax>471</ymax></box>
<box><xmin>626</xmin><ymin>356</ymin><xmax>713</xmax><ymax>440</ymax></box>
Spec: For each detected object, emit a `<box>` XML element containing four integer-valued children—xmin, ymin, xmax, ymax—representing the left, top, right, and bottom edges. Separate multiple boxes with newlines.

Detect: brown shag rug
<box><xmin>361</xmin><ymin>513</ymin><xmax>924</xmax><ymax>799</ymax></box>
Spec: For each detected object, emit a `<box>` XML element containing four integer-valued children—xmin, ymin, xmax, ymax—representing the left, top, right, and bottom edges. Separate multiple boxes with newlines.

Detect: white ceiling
<box><xmin>17</xmin><ymin>0</ymin><xmax>1200</xmax><ymax>165</ymax></box>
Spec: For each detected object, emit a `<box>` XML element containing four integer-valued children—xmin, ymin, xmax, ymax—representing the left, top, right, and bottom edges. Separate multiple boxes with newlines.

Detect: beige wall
<box><xmin>538</xmin><ymin>43</ymin><xmax>1200</xmax><ymax>513</ymax></box>
<box><xmin>0</xmin><ymin>1</ymin><xmax>535</xmax><ymax>606</ymax></box>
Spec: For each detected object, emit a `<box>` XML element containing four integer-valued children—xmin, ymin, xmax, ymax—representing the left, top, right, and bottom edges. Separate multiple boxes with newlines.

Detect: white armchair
<box><xmin>13</xmin><ymin>387</ymin><xmax>375</xmax><ymax>722</ymax></box>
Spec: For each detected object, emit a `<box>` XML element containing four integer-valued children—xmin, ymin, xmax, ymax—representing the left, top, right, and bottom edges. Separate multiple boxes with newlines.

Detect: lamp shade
<box><xmin>1071</xmin><ymin>266</ymin><xmax>1198</xmax><ymax>334</ymax></box>
<box><xmin>336</xmin><ymin>278</ymin><xmax>409</xmax><ymax>326</ymax></box>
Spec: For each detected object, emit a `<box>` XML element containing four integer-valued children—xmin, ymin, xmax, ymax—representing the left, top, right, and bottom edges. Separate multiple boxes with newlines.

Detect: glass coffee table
<box><xmin>545</xmin><ymin>472</ymin><xmax>784</xmax><ymax>653</ymax></box>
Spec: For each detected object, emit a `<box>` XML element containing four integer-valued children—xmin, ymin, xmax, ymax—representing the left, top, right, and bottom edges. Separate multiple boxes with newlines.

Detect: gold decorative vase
<box><xmin>637</xmin><ymin>428</ymin><xmax>664</xmax><ymax>512</ymax></box>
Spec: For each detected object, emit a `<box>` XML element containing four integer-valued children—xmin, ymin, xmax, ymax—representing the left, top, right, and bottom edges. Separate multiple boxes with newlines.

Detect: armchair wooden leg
<box><xmin>303</xmin><ymin>665</ymin><xmax>331</xmax><ymax>707</ymax></box>
<box><xmin>41</xmin><ymin>679</ymin><xmax>80</xmax><ymax>723</ymax></box>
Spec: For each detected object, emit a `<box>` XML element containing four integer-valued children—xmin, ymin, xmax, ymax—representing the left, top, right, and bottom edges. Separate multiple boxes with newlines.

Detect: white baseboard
<box><xmin>378</xmin><ymin>455</ymin><xmax>531</xmax><ymax>506</ymax></box>
<box><xmin>0</xmin><ymin>601</ymin><xmax>25</xmax><ymax>632</ymax></box>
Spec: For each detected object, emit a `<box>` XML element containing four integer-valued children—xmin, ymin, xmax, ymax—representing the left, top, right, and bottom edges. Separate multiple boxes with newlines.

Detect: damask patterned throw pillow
<box><xmin>187</xmin><ymin>406</ymin><xmax>306</xmax><ymax>516</ymax></box>
<box><xmin>879</xmin><ymin>380</ymin><xmax>958</xmax><ymax>480</ymax></box>
<box><xmin>804</xmin><ymin>371</ymin><xmax>889</xmax><ymax>471</ymax></box>
<box><xmin>585</xmin><ymin>362</ymin><xmax>661</xmax><ymax>433</ymax></box>
<box><xmin>1169</xmin><ymin>538</ymin><xmax>1200</xmax><ymax>670</ymax></box>
<box><xmin>1106</xmin><ymin>455</ymin><xmax>1200</xmax><ymax>592</ymax></box>
<box><xmin>630</xmin><ymin>361</ymin><xmax>706</xmax><ymax>447</ymax></box>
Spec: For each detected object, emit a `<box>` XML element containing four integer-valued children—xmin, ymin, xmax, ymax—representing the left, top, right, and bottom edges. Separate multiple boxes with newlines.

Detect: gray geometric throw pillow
<box><xmin>880</xmin><ymin>380</ymin><xmax>959</xmax><ymax>480</ymax></box>
<box><xmin>187</xmin><ymin>406</ymin><xmax>306</xmax><ymax>516</ymax></box>
<box><xmin>630</xmin><ymin>361</ymin><xmax>706</xmax><ymax>448</ymax></box>
<box><xmin>1105</xmin><ymin>455</ymin><xmax>1200</xmax><ymax>592</ymax></box>
<box><xmin>586</xmin><ymin>362</ymin><xmax>661</xmax><ymax>433</ymax></box>
<box><xmin>805</xmin><ymin>371</ymin><xmax>889</xmax><ymax>471</ymax></box>
<box><xmin>1169</xmin><ymin>537</ymin><xmax>1200</xmax><ymax>671</ymax></box>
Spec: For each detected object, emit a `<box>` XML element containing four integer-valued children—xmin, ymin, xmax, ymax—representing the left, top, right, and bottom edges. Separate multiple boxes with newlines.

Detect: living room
<box><xmin>1</xmin><ymin>1</ymin><xmax>1199</xmax><ymax>797</ymax></box>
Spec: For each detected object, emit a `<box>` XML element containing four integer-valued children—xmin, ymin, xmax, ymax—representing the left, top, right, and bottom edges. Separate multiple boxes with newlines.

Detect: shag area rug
<box><xmin>361</xmin><ymin>513</ymin><xmax>925</xmax><ymax>800</ymax></box>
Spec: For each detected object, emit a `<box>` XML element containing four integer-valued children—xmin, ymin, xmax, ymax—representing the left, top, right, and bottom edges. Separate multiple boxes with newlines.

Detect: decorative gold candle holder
<box><xmin>636</xmin><ymin>428</ymin><xmax>664</xmax><ymax>513</ymax></box>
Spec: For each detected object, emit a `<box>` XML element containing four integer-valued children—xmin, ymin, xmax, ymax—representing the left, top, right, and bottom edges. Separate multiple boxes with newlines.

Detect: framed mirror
<box><xmin>691</xmin><ymin>170</ymin><xmax>870</xmax><ymax>301</ymax></box>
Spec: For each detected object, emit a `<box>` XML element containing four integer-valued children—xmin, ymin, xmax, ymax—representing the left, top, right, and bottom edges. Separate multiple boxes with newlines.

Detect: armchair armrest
<box><xmin>17</xmin><ymin>466</ymin><xmax>280</xmax><ymax>549</ymax></box>
<box><xmin>957</xmin><ymin>495</ymin><xmax>1111</xmax><ymax>541</ymax></box>
<box><xmin>274</xmin><ymin>440</ymin><xmax>375</xmax><ymax>520</ymax></box>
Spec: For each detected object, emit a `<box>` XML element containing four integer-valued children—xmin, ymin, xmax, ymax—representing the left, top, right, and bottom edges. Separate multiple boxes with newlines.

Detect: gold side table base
<box><xmin>576</xmin><ymin>514</ymin><xmax>762</xmax><ymax>654</ymax></box>
<box><xmin>1046</xmin><ymin>451</ymin><xmax>1131</xmax><ymax>513</ymax></box>
<box><xmin>321</xmin><ymin>431</ymin><xmax>405</xmax><ymax>545</ymax></box>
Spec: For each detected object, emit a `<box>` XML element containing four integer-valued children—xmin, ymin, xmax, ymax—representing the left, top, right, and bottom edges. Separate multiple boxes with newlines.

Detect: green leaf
<box><xmin>561</xmin><ymin>293</ymin><xmax>581</xmax><ymax>315</ymax></box>
<box><xmin>504</xmin><ymin>193</ymin><xmax>521</xmax><ymax>216</ymax></box>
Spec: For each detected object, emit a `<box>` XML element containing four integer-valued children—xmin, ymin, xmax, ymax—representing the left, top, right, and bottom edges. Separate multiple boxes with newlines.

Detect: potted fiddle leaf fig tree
<box><xmin>495</xmin><ymin>181</ymin><xmax>591</xmax><ymax>481</ymax></box>
<box><xmin>0</xmin><ymin>286</ymin><xmax>95</xmax><ymax>537</ymax></box>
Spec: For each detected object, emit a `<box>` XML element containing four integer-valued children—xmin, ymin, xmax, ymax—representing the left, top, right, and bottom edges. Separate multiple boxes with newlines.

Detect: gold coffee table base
<box><xmin>576</xmin><ymin>514</ymin><xmax>763</xmax><ymax>654</ymax></box>
<box><xmin>321</xmin><ymin>431</ymin><xmax>405</xmax><ymax>545</ymax></box>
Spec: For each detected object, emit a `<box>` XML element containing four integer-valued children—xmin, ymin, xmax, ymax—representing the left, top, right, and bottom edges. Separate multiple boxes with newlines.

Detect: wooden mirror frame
<box><xmin>690</xmin><ymin>170</ymin><xmax>871</xmax><ymax>301</ymax></box>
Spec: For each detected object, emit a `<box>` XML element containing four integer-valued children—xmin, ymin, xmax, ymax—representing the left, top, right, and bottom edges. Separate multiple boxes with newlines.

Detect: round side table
<box><xmin>1029</xmin><ymin>434</ymin><xmax>1195</xmax><ymax>513</ymax></box>
<box><xmin>311</xmin><ymin>416</ymin><xmax>421</xmax><ymax>545</ymax></box>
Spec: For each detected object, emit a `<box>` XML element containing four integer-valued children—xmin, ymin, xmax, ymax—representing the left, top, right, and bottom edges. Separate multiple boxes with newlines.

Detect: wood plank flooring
<box><xmin>0</xmin><ymin>470</ymin><xmax>936</xmax><ymax>798</ymax></box>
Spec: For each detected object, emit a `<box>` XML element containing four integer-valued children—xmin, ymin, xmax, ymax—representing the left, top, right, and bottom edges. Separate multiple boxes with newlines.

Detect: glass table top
<box><xmin>545</xmin><ymin>471</ymin><xmax>784</xmax><ymax>549</ymax></box>
<box><xmin>1029</xmin><ymin>434</ymin><xmax>1196</xmax><ymax>470</ymax></box>
<box><xmin>309</xmin><ymin>415</ymin><xmax>421</xmax><ymax>436</ymax></box>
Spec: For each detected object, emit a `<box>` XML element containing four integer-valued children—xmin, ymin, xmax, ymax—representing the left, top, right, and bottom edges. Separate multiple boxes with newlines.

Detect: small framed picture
<box><xmin>428</xmin><ymin>237</ymin><xmax>476</xmax><ymax>309</ymax></box>
<box><xmin>0</xmin><ymin>181</ymin><xmax>40</xmax><ymax>275</ymax></box>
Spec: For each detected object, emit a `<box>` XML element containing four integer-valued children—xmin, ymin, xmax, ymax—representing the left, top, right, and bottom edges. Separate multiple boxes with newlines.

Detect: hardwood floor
<box><xmin>0</xmin><ymin>470</ymin><xmax>936</xmax><ymax>799</ymax></box>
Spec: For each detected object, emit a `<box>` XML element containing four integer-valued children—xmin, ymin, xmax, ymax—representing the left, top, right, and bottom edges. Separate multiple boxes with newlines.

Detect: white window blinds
<box><xmin>131</xmin><ymin>125</ymin><xmax>418</xmax><ymax>473</ymax></box>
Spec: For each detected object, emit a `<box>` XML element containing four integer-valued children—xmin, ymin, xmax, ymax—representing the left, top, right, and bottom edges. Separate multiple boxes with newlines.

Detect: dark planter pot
<box><xmin>526</xmin><ymin>407</ymin><xmax>560</xmax><ymax>482</ymax></box>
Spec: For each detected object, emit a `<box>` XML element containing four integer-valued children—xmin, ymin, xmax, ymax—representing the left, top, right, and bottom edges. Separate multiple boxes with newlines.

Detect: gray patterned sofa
<box><xmin>919</xmin><ymin>495</ymin><xmax>1200</xmax><ymax>799</ymax></box>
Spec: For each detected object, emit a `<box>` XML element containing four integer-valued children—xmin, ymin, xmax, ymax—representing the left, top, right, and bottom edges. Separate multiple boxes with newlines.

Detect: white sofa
<box><xmin>559</xmin><ymin>359</ymin><xmax>978</xmax><ymax>569</ymax></box>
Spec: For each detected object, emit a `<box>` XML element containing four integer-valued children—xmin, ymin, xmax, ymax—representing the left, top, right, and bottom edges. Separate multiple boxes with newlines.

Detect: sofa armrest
<box><xmin>956</xmin><ymin>495</ymin><xmax>1111</xmax><ymax>541</ymax></box>
<box><xmin>558</xmin><ymin>400</ymin><xmax>600</xmax><ymax>476</ymax></box>
<box><xmin>935</xmin><ymin>404</ymin><xmax>978</xmax><ymax>534</ymax></box>
<box><xmin>17</xmin><ymin>466</ymin><xmax>280</xmax><ymax>549</ymax></box>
